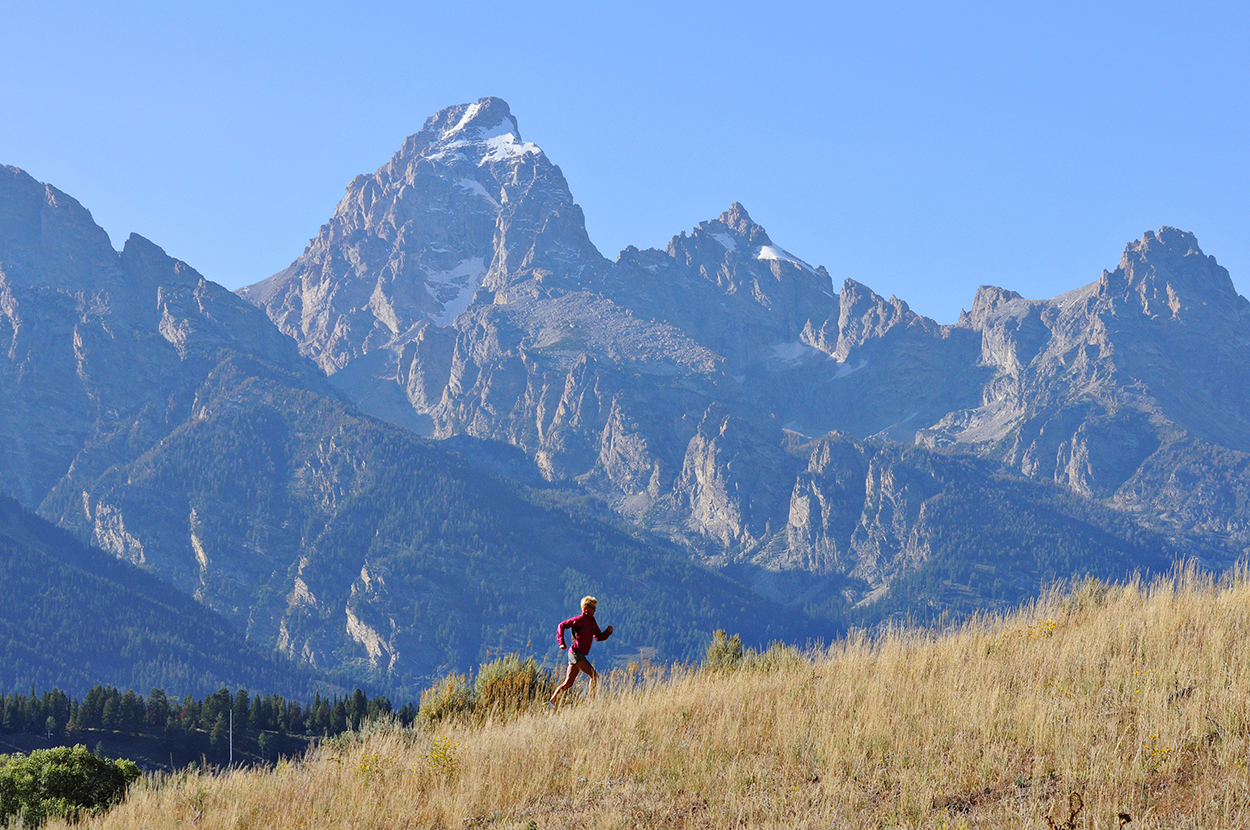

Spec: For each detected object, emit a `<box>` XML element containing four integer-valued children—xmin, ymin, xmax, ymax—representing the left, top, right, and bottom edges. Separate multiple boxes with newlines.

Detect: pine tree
<box><xmin>147</xmin><ymin>688</ymin><xmax>170</xmax><ymax>729</ymax></box>
<box><xmin>101</xmin><ymin>697</ymin><xmax>120</xmax><ymax>731</ymax></box>
<box><xmin>209</xmin><ymin>714</ymin><xmax>228</xmax><ymax>752</ymax></box>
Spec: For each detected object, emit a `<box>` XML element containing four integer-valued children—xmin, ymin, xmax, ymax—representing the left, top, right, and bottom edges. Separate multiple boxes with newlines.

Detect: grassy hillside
<box><xmin>62</xmin><ymin>567</ymin><xmax>1250</xmax><ymax>829</ymax></box>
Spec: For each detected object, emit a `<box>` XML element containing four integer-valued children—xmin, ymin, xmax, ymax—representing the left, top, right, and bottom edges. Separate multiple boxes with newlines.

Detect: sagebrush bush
<box><xmin>418</xmin><ymin>655</ymin><xmax>556</xmax><ymax>726</ymax></box>
<box><xmin>703</xmin><ymin>630</ymin><xmax>801</xmax><ymax>674</ymax></box>
<box><xmin>702</xmin><ymin>629</ymin><xmax>743</xmax><ymax>671</ymax></box>
<box><xmin>742</xmin><ymin>640</ymin><xmax>803</xmax><ymax>673</ymax></box>
<box><xmin>416</xmin><ymin>673</ymin><xmax>472</xmax><ymax>726</ymax></box>
<box><xmin>473</xmin><ymin>654</ymin><xmax>554</xmax><ymax>717</ymax></box>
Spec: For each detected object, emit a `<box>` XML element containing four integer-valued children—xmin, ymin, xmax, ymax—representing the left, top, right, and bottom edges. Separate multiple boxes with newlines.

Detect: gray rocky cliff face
<box><xmin>1096</xmin><ymin>228</ymin><xmax>1250</xmax><ymax>448</ymax></box>
<box><xmin>784</xmin><ymin>434</ymin><xmax>868</xmax><ymax>574</ymax></box>
<box><xmin>917</xmin><ymin>228</ymin><xmax>1250</xmax><ymax>550</ymax></box>
<box><xmin>794</xmin><ymin>278</ymin><xmax>988</xmax><ymax>442</ymax></box>
<box><xmin>237</xmin><ymin>98</ymin><xmax>1249</xmax><ymax>610</ymax></box>
<box><xmin>775</xmin><ymin>435</ymin><xmax>945</xmax><ymax>586</ymax></box>
<box><xmin>671</xmin><ymin>407</ymin><xmax>800</xmax><ymax>549</ymax></box>
<box><xmin>0</xmin><ymin>165</ymin><xmax>316</xmax><ymax>509</ymax></box>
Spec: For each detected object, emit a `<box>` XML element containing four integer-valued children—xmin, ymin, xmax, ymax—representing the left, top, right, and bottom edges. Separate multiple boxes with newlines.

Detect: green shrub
<box><xmin>0</xmin><ymin>745</ymin><xmax>140</xmax><ymax>827</ymax></box>
<box><xmin>417</xmin><ymin>673</ymin><xmax>473</xmax><ymax>726</ymax></box>
<box><xmin>473</xmin><ymin>654</ymin><xmax>554</xmax><ymax>716</ymax></box>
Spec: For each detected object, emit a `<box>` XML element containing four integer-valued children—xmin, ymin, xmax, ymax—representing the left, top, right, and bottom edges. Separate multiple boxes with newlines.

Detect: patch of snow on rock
<box><xmin>425</xmin><ymin>257</ymin><xmax>487</xmax><ymax>326</ymax></box>
<box><xmin>446</xmin><ymin>102</ymin><xmax>485</xmax><ymax>136</ymax></box>
<box><xmin>480</xmin><ymin>132</ymin><xmax>540</xmax><ymax>165</ymax></box>
<box><xmin>835</xmin><ymin>358</ymin><xmax>868</xmax><ymax>379</ymax></box>
<box><xmin>476</xmin><ymin>119</ymin><xmax>518</xmax><ymax>141</ymax></box>
<box><xmin>757</xmin><ymin>244</ymin><xmax>817</xmax><ymax>273</ymax></box>
<box><xmin>455</xmin><ymin>178</ymin><xmax>499</xmax><ymax>206</ymax></box>
<box><xmin>770</xmin><ymin>341</ymin><xmax>821</xmax><ymax>363</ymax></box>
<box><xmin>712</xmin><ymin>233</ymin><xmax>737</xmax><ymax>252</ymax></box>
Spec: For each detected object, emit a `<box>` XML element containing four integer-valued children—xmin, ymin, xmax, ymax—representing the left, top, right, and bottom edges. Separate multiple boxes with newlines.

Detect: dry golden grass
<box><xmin>68</xmin><ymin>567</ymin><xmax>1250</xmax><ymax>829</ymax></box>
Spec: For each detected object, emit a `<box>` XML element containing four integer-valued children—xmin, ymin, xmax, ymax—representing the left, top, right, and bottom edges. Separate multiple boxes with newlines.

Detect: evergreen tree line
<box><xmin>0</xmin><ymin>685</ymin><xmax>416</xmax><ymax>756</ymax></box>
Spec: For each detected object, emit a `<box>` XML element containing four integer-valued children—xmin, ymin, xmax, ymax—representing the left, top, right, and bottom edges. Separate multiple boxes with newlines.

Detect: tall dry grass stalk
<box><xmin>69</xmin><ymin>567</ymin><xmax>1250</xmax><ymax>829</ymax></box>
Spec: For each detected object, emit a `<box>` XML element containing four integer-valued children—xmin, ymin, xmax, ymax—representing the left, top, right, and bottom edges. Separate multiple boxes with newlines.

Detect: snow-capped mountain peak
<box><xmin>238</xmin><ymin>97</ymin><xmax>602</xmax><ymax>378</ymax></box>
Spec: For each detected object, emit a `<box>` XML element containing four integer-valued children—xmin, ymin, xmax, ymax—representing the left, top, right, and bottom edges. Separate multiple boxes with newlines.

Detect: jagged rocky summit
<box><xmin>240</xmin><ymin>97</ymin><xmax>1248</xmax><ymax>610</ymax></box>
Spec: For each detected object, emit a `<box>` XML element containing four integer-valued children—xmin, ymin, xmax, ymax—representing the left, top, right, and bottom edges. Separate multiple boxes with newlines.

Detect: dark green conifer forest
<box><xmin>0</xmin><ymin>683</ymin><xmax>407</xmax><ymax>769</ymax></box>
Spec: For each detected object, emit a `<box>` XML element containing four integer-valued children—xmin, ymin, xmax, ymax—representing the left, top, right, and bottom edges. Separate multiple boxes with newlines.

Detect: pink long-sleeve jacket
<box><xmin>557</xmin><ymin>611</ymin><xmax>610</xmax><ymax>654</ymax></box>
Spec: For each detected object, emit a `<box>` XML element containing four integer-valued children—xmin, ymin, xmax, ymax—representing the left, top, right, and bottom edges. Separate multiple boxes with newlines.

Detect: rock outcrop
<box><xmin>923</xmin><ymin>228</ymin><xmax>1250</xmax><ymax>545</ymax></box>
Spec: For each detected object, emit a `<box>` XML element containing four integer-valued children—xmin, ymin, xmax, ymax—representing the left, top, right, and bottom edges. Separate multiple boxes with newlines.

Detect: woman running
<box><xmin>547</xmin><ymin>595</ymin><xmax>613</xmax><ymax>707</ymax></box>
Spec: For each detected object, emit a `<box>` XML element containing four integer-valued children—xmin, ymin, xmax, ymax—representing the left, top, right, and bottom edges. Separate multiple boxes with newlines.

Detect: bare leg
<box><xmin>548</xmin><ymin>662</ymin><xmax>581</xmax><ymax>705</ymax></box>
<box><xmin>585</xmin><ymin>662</ymin><xmax>599</xmax><ymax>702</ymax></box>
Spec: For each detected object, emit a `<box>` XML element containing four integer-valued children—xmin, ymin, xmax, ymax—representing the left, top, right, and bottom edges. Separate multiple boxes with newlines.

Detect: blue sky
<box><xmin>3</xmin><ymin>1</ymin><xmax>1247</xmax><ymax>323</ymax></box>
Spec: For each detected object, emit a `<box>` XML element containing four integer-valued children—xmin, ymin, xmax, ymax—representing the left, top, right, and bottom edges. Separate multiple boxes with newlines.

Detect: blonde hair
<box><xmin>581</xmin><ymin>595</ymin><xmax>598</xmax><ymax>612</ymax></box>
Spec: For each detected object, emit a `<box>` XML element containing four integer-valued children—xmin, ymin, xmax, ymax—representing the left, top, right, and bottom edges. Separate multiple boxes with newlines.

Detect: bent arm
<box><xmin>557</xmin><ymin>616</ymin><xmax>577</xmax><ymax>648</ymax></box>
